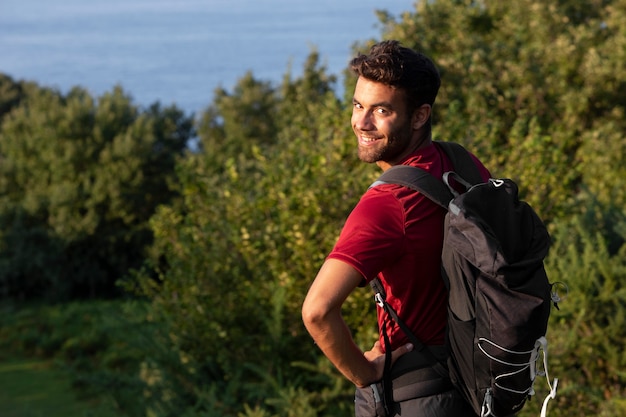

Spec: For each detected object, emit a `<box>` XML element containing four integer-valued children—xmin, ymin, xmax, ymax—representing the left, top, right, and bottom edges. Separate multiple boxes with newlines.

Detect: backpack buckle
<box><xmin>374</xmin><ymin>293</ymin><xmax>385</xmax><ymax>308</ymax></box>
<box><xmin>490</xmin><ymin>178</ymin><xmax>505</xmax><ymax>188</ymax></box>
<box><xmin>481</xmin><ymin>389</ymin><xmax>494</xmax><ymax>417</ymax></box>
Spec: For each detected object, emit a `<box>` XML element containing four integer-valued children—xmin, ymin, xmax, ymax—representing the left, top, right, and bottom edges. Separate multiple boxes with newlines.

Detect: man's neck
<box><xmin>376</xmin><ymin>134</ymin><xmax>432</xmax><ymax>171</ymax></box>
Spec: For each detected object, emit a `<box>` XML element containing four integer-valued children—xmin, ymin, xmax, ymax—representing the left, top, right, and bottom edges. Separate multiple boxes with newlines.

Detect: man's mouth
<box><xmin>358</xmin><ymin>135</ymin><xmax>382</xmax><ymax>145</ymax></box>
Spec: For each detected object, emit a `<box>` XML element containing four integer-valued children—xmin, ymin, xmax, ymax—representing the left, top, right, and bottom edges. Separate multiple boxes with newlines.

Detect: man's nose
<box><xmin>353</xmin><ymin>111</ymin><xmax>374</xmax><ymax>130</ymax></box>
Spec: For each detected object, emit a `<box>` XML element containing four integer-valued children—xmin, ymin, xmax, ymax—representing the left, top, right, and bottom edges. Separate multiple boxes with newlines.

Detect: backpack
<box><xmin>369</xmin><ymin>141</ymin><xmax>562</xmax><ymax>417</ymax></box>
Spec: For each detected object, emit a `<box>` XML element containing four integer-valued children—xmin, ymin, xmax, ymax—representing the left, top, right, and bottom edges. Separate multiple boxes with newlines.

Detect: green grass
<box><xmin>0</xmin><ymin>357</ymin><xmax>117</xmax><ymax>417</ymax></box>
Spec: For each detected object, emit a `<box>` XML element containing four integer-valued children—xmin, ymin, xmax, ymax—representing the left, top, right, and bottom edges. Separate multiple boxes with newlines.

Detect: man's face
<box><xmin>351</xmin><ymin>77</ymin><xmax>414</xmax><ymax>164</ymax></box>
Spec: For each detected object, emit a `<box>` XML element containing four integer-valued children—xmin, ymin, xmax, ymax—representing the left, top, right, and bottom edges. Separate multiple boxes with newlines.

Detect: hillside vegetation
<box><xmin>1</xmin><ymin>0</ymin><xmax>625</xmax><ymax>416</ymax></box>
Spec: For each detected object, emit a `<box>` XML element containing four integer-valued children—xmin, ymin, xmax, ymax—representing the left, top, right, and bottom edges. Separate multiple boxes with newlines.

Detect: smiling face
<box><xmin>351</xmin><ymin>77</ymin><xmax>427</xmax><ymax>167</ymax></box>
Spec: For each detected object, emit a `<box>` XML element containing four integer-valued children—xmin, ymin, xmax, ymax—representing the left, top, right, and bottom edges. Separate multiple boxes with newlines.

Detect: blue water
<box><xmin>0</xmin><ymin>0</ymin><xmax>412</xmax><ymax>114</ymax></box>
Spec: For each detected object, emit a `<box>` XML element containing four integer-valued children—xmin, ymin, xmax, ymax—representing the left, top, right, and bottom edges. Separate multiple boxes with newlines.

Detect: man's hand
<box><xmin>362</xmin><ymin>341</ymin><xmax>414</xmax><ymax>386</ymax></box>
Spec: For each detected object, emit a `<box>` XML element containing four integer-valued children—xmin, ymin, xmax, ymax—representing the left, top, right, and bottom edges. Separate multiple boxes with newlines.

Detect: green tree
<box><xmin>196</xmin><ymin>71</ymin><xmax>278</xmax><ymax>161</ymax></box>
<box><xmin>134</xmin><ymin>52</ymin><xmax>376</xmax><ymax>416</ymax></box>
<box><xmin>0</xmin><ymin>81</ymin><xmax>193</xmax><ymax>300</ymax></box>
<box><xmin>4</xmin><ymin>1</ymin><xmax>621</xmax><ymax>415</ymax></box>
<box><xmin>377</xmin><ymin>0</ymin><xmax>626</xmax><ymax>223</ymax></box>
<box><xmin>0</xmin><ymin>74</ymin><xmax>26</xmax><ymax>119</ymax></box>
<box><xmin>134</xmin><ymin>2</ymin><xmax>626</xmax><ymax>414</ymax></box>
<box><xmin>532</xmin><ymin>198</ymin><xmax>626</xmax><ymax>417</ymax></box>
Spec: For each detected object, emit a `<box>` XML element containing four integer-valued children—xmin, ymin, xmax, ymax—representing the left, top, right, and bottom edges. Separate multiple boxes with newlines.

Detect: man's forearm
<box><xmin>302</xmin><ymin>259</ymin><xmax>380</xmax><ymax>387</ymax></box>
<box><xmin>304</xmin><ymin>309</ymin><xmax>376</xmax><ymax>387</ymax></box>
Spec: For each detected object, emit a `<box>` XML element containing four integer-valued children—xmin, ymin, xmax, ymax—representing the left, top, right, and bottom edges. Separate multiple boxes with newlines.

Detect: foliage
<box><xmin>377</xmin><ymin>0</ymin><xmax>626</xmax><ymax>223</ymax></box>
<box><xmin>196</xmin><ymin>71</ymin><xmax>278</xmax><ymax>158</ymax></box>
<box><xmin>0</xmin><ymin>73</ymin><xmax>26</xmax><ymax>118</ymax></box>
<box><xmin>0</xmin><ymin>357</ymin><xmax>118</xmax><ymax>417</ymax></box>
<box><xmin>137</xmin><ymin>1</ymin><xmax>626</xmax><ymax>415</ymax></box>
<box><xmin>0</xmin><ymin>79</ymin><xmax>193</xmax><ymax>300</ymax></box>
<box><xmin>531</xmin><ymin>198</ymin><xmax>626</xmax><ymax>417</ymax></box>
<box><xmin>130</xmin><ymin>51</ymin><xmax>374</xmax><ymax>416</ymax></box>
<box><xmin>0</xmin><ymin>300</ymin><xmax>152</xmax><ymax>416</ymax></box>
<box><xmin>2</xmin><ymin>0</ymin><xmax>626</xmax><ymax>416</ymax></box>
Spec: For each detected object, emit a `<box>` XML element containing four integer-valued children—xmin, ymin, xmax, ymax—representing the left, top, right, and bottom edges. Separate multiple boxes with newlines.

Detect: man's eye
<box><xmin>376</xmin><ymin>108</ymin><xmax>387</xmax><ymax>114</ymax></box>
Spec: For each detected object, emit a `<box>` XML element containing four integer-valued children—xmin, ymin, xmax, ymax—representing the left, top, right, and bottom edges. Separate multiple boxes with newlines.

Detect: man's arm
<box><xmin>302</xmin><ymin>258</ymin><xmax>412</xmax><ymax>387</ymax></box>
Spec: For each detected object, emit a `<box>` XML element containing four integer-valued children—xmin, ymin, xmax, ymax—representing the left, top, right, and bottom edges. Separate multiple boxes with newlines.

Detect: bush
<box><xmin>0</xmin><ymin>300</ymin><xmax>152</xmax><ymax>416</ymax></box>
<box><xmin>520</xmin><ymin>197</ymin><xmax>626</xmax><ymax>417</ymax></box>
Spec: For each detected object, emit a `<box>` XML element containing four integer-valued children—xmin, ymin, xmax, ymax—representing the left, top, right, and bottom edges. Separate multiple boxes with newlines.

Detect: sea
<box><xmin>0</xmin><ymin>0</ymin><xmax>413</xmax><ymax>115</ymax></box>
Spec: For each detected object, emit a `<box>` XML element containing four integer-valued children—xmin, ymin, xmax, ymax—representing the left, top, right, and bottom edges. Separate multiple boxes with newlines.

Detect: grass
<box><xmin>0</xmin><ymin>357</ymin><xmax>117</xmax><ymax>417</ymax></box>
<box><xmin>0</xmin><ymin>300</ymin><xmax>152</xmax><ymax>417</ymax></box>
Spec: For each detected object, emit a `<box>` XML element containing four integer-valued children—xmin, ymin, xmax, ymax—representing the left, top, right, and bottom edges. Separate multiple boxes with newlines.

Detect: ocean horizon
<box><xmin>0</xmin><ymin>0</ymin><xmax>413</xmax><ymax>115</ymax></box>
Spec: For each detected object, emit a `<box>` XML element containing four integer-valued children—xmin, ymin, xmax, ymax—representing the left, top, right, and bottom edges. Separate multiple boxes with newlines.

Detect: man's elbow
<box><xmin>301</xmin><ymin>297</ymin><xmax>330</xmax><ymax>332</ymax></box>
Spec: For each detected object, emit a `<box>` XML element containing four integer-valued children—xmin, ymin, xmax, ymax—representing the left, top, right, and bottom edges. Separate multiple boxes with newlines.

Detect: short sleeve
<box><xmin>328</xmin><ymin>189</ymin><xmax>406</xmax><ymax>283</ymax></box>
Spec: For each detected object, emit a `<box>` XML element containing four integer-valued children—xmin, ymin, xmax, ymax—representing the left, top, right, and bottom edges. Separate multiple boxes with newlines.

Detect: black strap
<box><xmin>370</xmin><ymin>278</ymin><xmax>440</xmax><ymax>365</ymax></box>
<box><xmin>371</xmin><ymin>165</ymin><xmax>452</xmax><ymax>209</ymax></box>
<box><xmin>434</xmin><ymin>141</ymin><xmax>484</xmax><ymax>186</ymax></box>
<box><xmin>380</xmin><ymin>314</ymin><xmax>394</xmax><ymax>416</ymax></box>
<box><xmin>370</xmin><ymin>141</ymin><xmax>484</xmax><ymax>209</ymax></box>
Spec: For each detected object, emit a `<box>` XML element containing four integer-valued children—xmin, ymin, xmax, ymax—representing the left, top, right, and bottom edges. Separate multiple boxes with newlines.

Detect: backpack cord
<box><xmin>537</xmin><ymin>338</ymin><xmax>558</xmax><ymax>417</ymax></box>
<box><xmin>370</xmin><ymin>278</ymin><xmax>445</xmax><ymax>415</ymax></box>
<box><xmin>477</xmin><ymin>336</ymin><xmax>559</xmax><ymax>417</ymax></box>
<box><xmin>379</xmin><ymin>314</ymin><xmax>394</xmax><ymax>416</ymax></box>
<box><xmin>370</xmin><ymin>278</ymin><xmax>440</xmax><ymax>364</ymax></box>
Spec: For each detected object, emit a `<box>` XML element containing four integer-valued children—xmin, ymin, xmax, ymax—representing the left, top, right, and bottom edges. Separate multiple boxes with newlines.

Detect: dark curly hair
<box><xmin>350</xmin><ymin>40</ymin><xmax>441</xmax><ymax>113</ymax></box>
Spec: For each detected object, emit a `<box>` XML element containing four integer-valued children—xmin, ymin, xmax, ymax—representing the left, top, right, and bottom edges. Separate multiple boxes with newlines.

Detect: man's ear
<box><xmin>412</xmin><ymin>104</ymin><xmax>431</xmax><ymax>130</ymax></box>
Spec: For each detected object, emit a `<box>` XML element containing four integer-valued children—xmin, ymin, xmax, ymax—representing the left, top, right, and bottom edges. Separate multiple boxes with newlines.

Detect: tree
<box><xmin>537</xmin><ymin>198</ymin><xmax>626</xmax><ymax>417</ymax></box>
<box><xmin>0</xmin><ymin>74</ymin><xmax>26</xmax><ymax>119</ymax></box>
<box><xmin>0</xmin><ymin>81</ymin><xmax>193</xmax><ymax>300</ymax></box>
<box><xmin>376</xmin><ymin>0</ymin><xmax>626</xmax><ymax>223</ymax></box>
<box><xmin>5</xmin><ymin>1</ymin><xmax>624</xmax><ymax>415</ymax></box>
<box><xmin>196</xmin><ymin>71</ymin><xmax>278</xmax><ymax>161</ymax></box>
<box><xmin>134</xmin><ymin>51</ymin><xmax>374</xmax><ymax>416</ymax></box>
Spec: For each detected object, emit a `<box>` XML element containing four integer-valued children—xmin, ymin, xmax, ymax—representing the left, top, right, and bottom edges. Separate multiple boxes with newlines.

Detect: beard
<box><xmin>358</xmin><ymin>141</ymin><xmax>393</xmax><ymax>163</ymax></box>
<box><xmin>356</xmin><ymin>125</ymin><xmax>413</xmax><ymax>164</ymax></box>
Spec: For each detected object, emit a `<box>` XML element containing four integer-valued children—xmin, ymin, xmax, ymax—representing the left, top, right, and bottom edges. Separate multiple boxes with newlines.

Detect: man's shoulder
<box><xmin>359</xmin><ymin>185</ymin><xmax>405</xmax><ymax>213</ymax></box>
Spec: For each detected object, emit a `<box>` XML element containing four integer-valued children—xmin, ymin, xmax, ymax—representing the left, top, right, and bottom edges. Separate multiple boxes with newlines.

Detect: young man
<box><xmin>301</xmin><ymin>40</ymin><xmax>490</xmax><ymax>416</ymax></box>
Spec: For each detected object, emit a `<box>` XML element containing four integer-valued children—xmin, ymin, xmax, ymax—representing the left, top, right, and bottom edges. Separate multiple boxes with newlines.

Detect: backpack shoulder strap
<box><xmin>434</xmin><ymin>141</ymin><xmax>484</xmax><ymax>185</ymax></box>
<box><xmin>370</xmin><ymin>277</ymin><xmax>440</xmax><ymax>363</ymax></box>
<box><xmin>370</xmin><ymin>141</ymin><xmax>485</xmax><ymax>208</ymax></box>
<box><xmin>371</xmin><ymin>165</ymin><xmax>453</xmax><ymax>209</ymax></box>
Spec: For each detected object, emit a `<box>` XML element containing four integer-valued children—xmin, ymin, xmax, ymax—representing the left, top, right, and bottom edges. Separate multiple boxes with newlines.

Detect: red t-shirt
<box><xmin>328</xmin><ymin>142</ymin><xmax>490</xmax><ymax>351</ymax></box>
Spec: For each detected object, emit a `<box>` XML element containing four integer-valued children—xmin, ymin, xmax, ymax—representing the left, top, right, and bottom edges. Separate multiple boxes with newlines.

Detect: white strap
<box><xmin>537</xmin><ymin>337</ymin><xmax>558</xmax><ymax>417</ymax></box>
<box><xmin>541</xmin><ymin>378</ymin><xmax>558</xmax><ymax>417</ymax></box>
<box><xmin>478</xmin><ymin>337</ymin><xmax>538</xmax><ymax>366</ymax></box>
<box><xmin>480</xmin><ymin>389</ymin><xmax>494</xmax><ymax>417</ymax></box>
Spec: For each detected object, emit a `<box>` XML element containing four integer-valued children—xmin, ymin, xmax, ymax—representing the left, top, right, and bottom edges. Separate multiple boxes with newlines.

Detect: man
<box><xmin>301</xmin><ymin>40</ymin><xmax>490</xmax><ymax>416</ymax></box>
